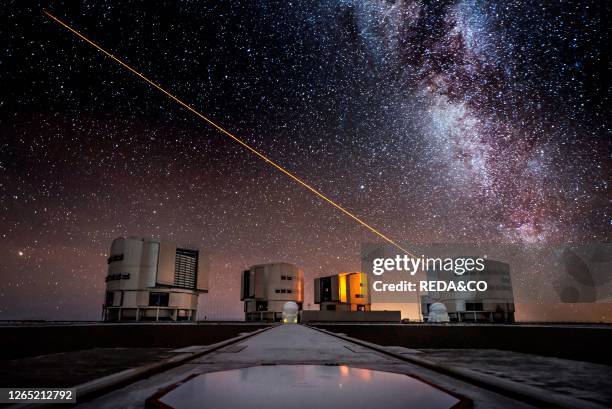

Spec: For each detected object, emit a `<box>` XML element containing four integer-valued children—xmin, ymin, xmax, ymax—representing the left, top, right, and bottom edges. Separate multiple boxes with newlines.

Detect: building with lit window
<box><xmin>102</xmin><ymin>237</ymin><xmax>208</xmax><ymax>322</ymax></box>
<box><xmin>314</xmin><ymin>272</ymin><xmax>371</xmax><ymax>311</ymax></box>
<box><xmin>302</xmin><ymin>272</ymin><xmax>399</xmax><ymax>322</ymax></box>
<box><xmin>240</xmin><ymin>263</ymin><xmax>304</xmax><ymax>322</ymax></box>
<box><xmin>420</xmin><ymin>259</ymin><xmax>515</xmax><ymax>323</ymax></box>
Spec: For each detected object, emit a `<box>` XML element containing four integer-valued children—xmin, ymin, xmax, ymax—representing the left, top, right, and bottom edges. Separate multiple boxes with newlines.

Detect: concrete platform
<box><xmin>74</xmin><ymin>325</ymin><xmax>541</xmax><ymax>409</ymax></box>
<box><xmin>419</xmin><ymin>349</ymin><xmax>612</xmax><ymax>407</ymax></box>
<box><xmin>0</xmin><ymin>348</ymin><xmax>174</xmax><ymax>388</ymax></box>
<box><xmin>312</xmin><ymin>323</ymin><xmax>612</xmax><ymax>364</ymax></box>
<box><xmin>0</xmin><ymin>322</ymin><xmax>269</xmax><ymax>360</ymax></box>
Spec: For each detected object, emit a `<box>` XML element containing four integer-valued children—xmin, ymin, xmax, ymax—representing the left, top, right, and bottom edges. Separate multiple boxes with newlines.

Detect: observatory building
<box><xmin>240</xmin><ymin>263</ymin><xmax>304</xmax><ymax>322</ymax></box>
<box><xmin>314</xmin><ymin>272</ymin><xmax>371</xmax><ymax>311</ymax></box>
<box><xmin>421</xmin><ymin>258</ymin><xmax>515</xmax><ymax>323</ymax></box>
<box><xmin>302</xmin><ymin>272</ymin><xmax>399</xmax><ymax>322</ymax></box>
<box><xmin>102</xmin><ymin>237</ymin><xmax>208</xmax><ymax>322</ymax></box>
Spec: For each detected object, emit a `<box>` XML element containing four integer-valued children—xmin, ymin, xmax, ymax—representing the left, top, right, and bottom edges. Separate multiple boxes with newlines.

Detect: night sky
<box><xmin>1</xmin><ymin>1</ymin><xmax>609</xmax><ymax>320</ymax></box>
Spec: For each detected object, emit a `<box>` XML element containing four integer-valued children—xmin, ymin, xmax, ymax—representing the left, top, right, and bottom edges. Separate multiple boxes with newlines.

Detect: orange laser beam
<box><xmin>43</xmin><ymin>9</ymin><xmax>416</xmax><ymax>257</ymax></box>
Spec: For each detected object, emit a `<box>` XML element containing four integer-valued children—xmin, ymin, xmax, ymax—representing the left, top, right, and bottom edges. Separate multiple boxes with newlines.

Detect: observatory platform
<box><xmin>71</xmin><ymin>325</ymin><xmax>540</xmax><ymax>409</ymax></box>
<box><xmin>4</xmin><ymin>324</ymin><xmax>611</xmax><ymax>409</ymax></box>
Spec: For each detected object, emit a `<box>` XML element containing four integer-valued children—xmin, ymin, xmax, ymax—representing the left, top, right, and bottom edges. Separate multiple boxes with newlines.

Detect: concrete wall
<box><xmin>302</xmin><ymin>310</ymin><xmax>401</xmax><ymax>323</ymax></box>
<box><xmin>169</xmin><ymin>290</ymin><xmax>198</xmax><ymax>309</ymax></box>
<box><xmin>0</xmin><ymin>323</ymin><xmax>269</xmax><ymax>360</ymax></box>
<box><xmin>107</xmin><ymin>238</ymin><xmax>159</xmax><ymax>291</ymax></box>
<box><xmin>156</xmin><ymin>240</ymin><xmax>177</xmax><ymax>286</ymax></box>
<box><xmin>313</xmin><ymin>324</ymin><xmax>612</xmax><ymax>364</ymax></box>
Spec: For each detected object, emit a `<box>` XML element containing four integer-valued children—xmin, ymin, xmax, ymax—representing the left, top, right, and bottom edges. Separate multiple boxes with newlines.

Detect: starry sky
<box><xmin>1</xmin><ymin>1</ymin><xmax>609</xmax><ymax>321</ymax></box>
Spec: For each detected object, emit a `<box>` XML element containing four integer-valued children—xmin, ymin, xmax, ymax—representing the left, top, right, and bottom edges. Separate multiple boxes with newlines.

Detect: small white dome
<box><xmin>283</xmin><ymin>301</ymin><xmax>299</xmax><ymax>314</ymax></box>
<box><xmin>428</xmin><ymin>302</ymin><xmax>449</xmax><ymax>323</ymax></box>
<box><xmin>282</xmin><ymin>301</ymin><xmax>299</xmax><ymax>324</ymax></box>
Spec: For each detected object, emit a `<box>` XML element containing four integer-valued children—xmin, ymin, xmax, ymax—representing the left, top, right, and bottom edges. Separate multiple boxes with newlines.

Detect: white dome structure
<box><xmin>427</xmin><ymin>302</ymin><xmax>449</xmax><ymax>323</ymax></box>
<box><xmin>282</xmin><ymin>301</ymin><xmax>299</xmax><ymax>324</ymax></box>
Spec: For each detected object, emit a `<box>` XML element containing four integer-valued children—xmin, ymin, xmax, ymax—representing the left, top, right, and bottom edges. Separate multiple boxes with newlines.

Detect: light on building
<box><xmin>314</xmin><ymin>272</ymin><xmax>371</xmax><ymax>312</ymax></box>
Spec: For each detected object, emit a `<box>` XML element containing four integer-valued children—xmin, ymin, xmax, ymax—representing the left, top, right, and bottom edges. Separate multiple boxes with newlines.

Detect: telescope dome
<box><xmin>427</xmin><ymin>302</ymin><xmax>449</xmax><ymax>323</ymax></box>
<box><xmin>282</xmin><ymin>301</ymin><xmax>299</xmax><ymax>323</ymax></box>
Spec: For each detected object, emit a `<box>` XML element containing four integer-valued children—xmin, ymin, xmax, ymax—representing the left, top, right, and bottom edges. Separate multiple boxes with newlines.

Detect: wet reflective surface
<box><xmin>154</xmin><ymin>365</ymin><xmax>463</xmax><ymax>409</ymax></box>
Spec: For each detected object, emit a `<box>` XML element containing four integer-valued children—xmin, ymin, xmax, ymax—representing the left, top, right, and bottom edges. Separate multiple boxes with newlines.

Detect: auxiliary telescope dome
<box><xmin>282</xmin><ymin>301</ymin><xmax>299</xmax><ymax>324</ymax></box>
<box><xmin>427</xmin><ymin>302</ymin><xmax>450</xmax><ymax>323</ymax></box>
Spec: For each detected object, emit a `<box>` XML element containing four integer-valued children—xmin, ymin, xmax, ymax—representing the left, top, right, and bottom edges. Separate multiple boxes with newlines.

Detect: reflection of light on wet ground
<box><xmin>151</xmin><ymin>365</ymin><xmax>463</xmax><ymax>409</ymax></box>
<box><xmin>339</xmin><ymin>365</ymin><xmax>372</xmax><ymax>382</ymax></box>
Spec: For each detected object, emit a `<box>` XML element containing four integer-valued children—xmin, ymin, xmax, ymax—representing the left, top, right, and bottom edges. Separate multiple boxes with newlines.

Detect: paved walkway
<box><xmin>76</xmin><ymin>325</ymin><xmax>537</xmax><ymax>409</ymax></box>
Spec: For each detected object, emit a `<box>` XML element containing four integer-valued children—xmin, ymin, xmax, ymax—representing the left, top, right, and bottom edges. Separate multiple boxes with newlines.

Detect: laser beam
<box><xmin>43</xmin><ymin>9</ymin><xmax>416</xmax><ymax>257</ymax></box>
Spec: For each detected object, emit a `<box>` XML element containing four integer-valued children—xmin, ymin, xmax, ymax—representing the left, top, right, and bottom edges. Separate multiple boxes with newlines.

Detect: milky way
<box><xmin>1</xmin><ymin>1</ymin><xmax>609</xmax><ymax>320</ymax></box>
